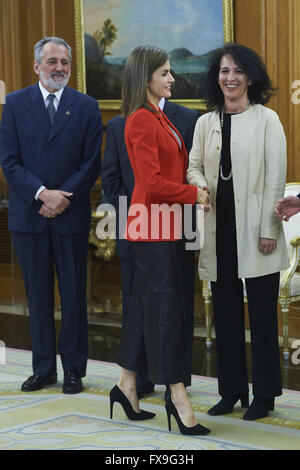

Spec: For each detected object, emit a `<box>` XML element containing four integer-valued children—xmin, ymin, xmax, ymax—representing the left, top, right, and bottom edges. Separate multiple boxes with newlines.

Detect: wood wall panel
<box><xmin>234</xmin><ymin>0</ymin><xmax>264</xmax><ymax>57</ymax></box>
<box><xmin>288</xmin><ymin>0</ymin><xmax>300</xmax><ymax>182</ymax></box>
<box><xmin>0</xmin><ymin>0</ymin><xmax>77</xmax><ymax>94</ymax></box>
<box><xmin>277</xmin><ymin>0</ymin><xmax>291</xmax><ymax>168</ymax></box>
<box><xmin>235</xmin><ymin>0</ymin><xmax>300</xmax><ymax>183</ymax></box>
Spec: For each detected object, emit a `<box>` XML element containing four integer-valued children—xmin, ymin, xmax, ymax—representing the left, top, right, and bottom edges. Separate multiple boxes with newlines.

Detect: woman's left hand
<box><xmin>259</xmin><ymin>238</ymin><xmax>277</xmax><ymax>254</ymax></box>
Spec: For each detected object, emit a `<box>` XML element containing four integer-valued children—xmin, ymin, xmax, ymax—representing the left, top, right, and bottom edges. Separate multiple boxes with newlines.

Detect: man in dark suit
<box><xmin>0</xmin><ymin>37</ymin><xmax>103</xmax><ymax>394</ymax></box>
<box><xmin>101</xmin><ymin>98</ymin><xmax>200</xmax><ymax>397</ymax></box>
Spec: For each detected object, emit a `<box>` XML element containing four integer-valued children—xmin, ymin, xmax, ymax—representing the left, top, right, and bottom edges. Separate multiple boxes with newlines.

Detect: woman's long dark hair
<box><xmin>205</xmin><ymin>43</ymin><xmax>276</xmax><ymax>111</ymax></box>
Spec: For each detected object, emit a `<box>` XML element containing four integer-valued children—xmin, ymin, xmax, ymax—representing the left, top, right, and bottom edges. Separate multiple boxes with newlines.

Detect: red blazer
<box><xmin>124</xmin><ymin>106</ymin><xmax>198</xmax><ymax>241</ymax></box>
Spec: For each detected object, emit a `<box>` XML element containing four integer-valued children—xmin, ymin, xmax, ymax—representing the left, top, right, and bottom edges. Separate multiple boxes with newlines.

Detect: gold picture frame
<box><xmin>74</xmin><ymin>0</ymin><xmax>234</xmax><ymax>111</ymax></box>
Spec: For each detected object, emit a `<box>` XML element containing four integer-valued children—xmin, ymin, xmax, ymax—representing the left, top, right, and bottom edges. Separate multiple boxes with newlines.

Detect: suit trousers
<box><xmin>12</xmin><ymin>224</ymin><xmax>89</xmax><ymax>378</ymax></box>
<box><xmin>118</xmin><ymin>241</ymin><xmax>192</xmax><ymax>385</ymax></box>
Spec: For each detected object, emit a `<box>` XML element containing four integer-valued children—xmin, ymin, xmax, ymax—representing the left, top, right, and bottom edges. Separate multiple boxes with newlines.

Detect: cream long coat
<box><xmin>187</xmin><ymin>104</ymin><xmax>289</xmax><ymax>281</ymax></box>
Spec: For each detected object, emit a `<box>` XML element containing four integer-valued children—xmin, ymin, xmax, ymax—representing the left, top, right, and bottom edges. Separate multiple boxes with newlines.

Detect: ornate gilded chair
<box><xmin>279</xmin><ymin>182</ymin><xmax>300</xmax><ymax>359</ymax></box>
<box><xmin>202</xmin><ymin>182</ymin><xmax>300</xmax><ymax>359</ymax></box>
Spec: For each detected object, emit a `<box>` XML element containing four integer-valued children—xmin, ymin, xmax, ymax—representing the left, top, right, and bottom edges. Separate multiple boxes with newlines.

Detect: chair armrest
<box><xmin>290</xmin><ymin>236</ymin><xmax>300</xmax><ymax>248</ymax></box>
<box><xmin>202</xmin><ymin>280</ymin><xmax>212</xmax><ymax>299</ymax></box>
<box><xmin>280</xmin><ymin>236</ymin><xmax>300</xmax><ymax>297</ymax></box>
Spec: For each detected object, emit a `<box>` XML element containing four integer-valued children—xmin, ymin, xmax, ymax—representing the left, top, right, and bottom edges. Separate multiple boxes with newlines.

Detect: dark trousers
<box><xmin>118</xmin><ymin>241</ymin><xmax>194</xmax><ymax>385</ymax></box>
<box><xmin>12</xmin><ymin>224</ymin><xmax>89</xmax><ymax>378</ymax></box>
<box><xmin>211</xmin><ymin>273</ymin><xmax>282</xmax><ymax>398</ymax></box>
<box><xmin>121</xmin><ymin>259</ymin><xmax>151</xmax><ymax>388</ymax></box>
<box><xmin>120</xmin><ymin>244</ymin><xmax>195</xmax><ymax>387</ymax></box>
<box><xmin>212</xmin><ymin>175</ymin><xmax>282</xmax><ymax>399</ymax></box>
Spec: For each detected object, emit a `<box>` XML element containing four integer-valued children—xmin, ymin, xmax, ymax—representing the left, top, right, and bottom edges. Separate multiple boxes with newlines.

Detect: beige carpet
<box><xmin>0</xmin><ymin>348</ymin><xmax>300</xmax><ymax>450</ymax></box>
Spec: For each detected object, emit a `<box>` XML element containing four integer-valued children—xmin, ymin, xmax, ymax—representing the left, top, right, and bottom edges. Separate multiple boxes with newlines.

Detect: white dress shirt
<box><xmin>38</xmin><ymin>81</ymin><xmax>64</xmax><ymax>111</ymax></box>
<box><xmin>35</xmin><ymin>83</ymin><xmax>65</xmax><ymax>200</ymax></box>
<box><xmin>159</xmin><ymin>97</ymin><xmax>165</xmax><ymax>110</ymax></box>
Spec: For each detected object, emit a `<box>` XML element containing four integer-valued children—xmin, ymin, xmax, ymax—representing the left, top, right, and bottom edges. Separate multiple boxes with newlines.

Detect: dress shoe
<box><xmin>62</xmin><ymin>371</ymin><xmax>83</xmax><ymax>394</ymax></box>
<box><xmin>243</xmin><ymin>397</ymin><xmax>274</xmax><ymax>420</ymax></box>
<box><xmin>136</xmin><ymin>382</ymin><xmax>155</xmax><ymax>399</ymax></box>
<box><xmin>208</xmin><ymin>394</ymin><xmax>249</xmax><ymax>416</ymax></box>
<box><xmin>21</xmin><ymin>374</ymin><xmax>57</xmax><ymax>392</ymax></box>
<box><xmin>165</xmin><ymin>396</ymin><xmax>210</xmax><ymax>436</ymax></box>
<box><xmin>110</xmin><ymin>385</ymin><xmax>156</xmax><ymax>421</ymax></box>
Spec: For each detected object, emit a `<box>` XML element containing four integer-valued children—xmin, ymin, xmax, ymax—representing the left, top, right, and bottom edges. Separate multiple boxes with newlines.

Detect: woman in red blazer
<box><xmin>125</xmin><ymin>105</ymin><xmax>197</xmax><ymax>241</ymax></box>
<box><xmin>109</xmin><ymin>45</ymin><xmax>210</xmax><ymax>436</ymax></box>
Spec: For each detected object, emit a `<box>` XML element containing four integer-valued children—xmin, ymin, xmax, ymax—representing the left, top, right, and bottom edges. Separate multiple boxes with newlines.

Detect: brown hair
<box><xmin>121</xmin><ymin>45</ymin><xmax>169</xmax><ymax>117</ymax></box>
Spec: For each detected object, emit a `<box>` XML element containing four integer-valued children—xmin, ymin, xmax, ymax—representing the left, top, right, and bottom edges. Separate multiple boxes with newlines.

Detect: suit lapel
<box><xmin>162</xmin><ymin>100</ymin><xmax>176</xmax><ymax>122</ymax></box>
<box><xmin>48</xmin><ymin>87</ymin><xmax>75</xmax><ymax>141</ymax></box>
<box><xmin>27</xmin><ymin>83</ymin><xmax>52</xmax><ymax>135</ymax></box>
<box><xmin>27</xmin><ymin>84</ymin><xmax>75</xmax><ymax>140</ymax></box>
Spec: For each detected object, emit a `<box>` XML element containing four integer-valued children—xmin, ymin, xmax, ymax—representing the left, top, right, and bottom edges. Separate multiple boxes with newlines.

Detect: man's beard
<box><xmin>40</xmin><ymin>69</ymin><xmax>70</xmax><ymax>91</ymax></box>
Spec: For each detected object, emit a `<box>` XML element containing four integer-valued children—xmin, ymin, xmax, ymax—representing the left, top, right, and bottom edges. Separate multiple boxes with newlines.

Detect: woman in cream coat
<box><xmin>188</xmin><ymin>43</ymin><xmax>288</xmax><ymax>420</ymax></box>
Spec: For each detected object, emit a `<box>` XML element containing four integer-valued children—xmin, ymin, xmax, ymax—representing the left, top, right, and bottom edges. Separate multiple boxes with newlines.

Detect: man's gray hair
<box><xmin>34</xmin><ymin>37</ymin><xmax>72</xmax><ymax>64</ymax></box>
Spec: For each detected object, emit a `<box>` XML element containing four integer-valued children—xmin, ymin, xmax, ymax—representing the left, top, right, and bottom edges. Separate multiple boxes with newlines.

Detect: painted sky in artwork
<box><xmin>83</xmin><ymin>0</ymin><xmax>224</xmax><ymax>57</ymax></box>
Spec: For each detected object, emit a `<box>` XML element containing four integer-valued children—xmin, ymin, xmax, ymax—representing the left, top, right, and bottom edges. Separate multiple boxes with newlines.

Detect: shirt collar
<box><xmin>39</xmin><ymin>81</ymin><xmax>65</xmax><ymax>103</ymax></box>
<box><xmin>159</xmin><ymin>98</ymin><xmax>165</xmax><ymax>110</ymax></box>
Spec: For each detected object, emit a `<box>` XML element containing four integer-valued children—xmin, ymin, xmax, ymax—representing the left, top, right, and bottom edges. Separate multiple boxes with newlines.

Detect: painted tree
<box><xmin>93</xmin><ymin>19</ymin><xmax>118</xmax><ymax>56</ymax></box>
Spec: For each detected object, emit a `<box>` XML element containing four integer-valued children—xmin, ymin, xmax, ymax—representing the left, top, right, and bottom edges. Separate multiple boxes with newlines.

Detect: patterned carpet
<box><xmin>1</xmin><ymin>348</ymin><xmax>300</xmax><ymax>450</ymax></box>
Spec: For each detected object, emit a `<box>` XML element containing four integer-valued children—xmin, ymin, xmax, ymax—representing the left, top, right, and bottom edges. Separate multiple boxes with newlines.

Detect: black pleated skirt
<box><xmin>117</xmin><ymin>241</ymin><xmax>190</xmax><ymax>385</ymax></box>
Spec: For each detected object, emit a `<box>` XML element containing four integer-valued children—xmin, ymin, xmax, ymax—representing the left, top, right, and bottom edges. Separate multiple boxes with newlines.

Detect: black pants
<box><xmin>211</xmin><ymin>273</ymin><xmax>282</xmax><ymax>398</ymax></box>
<box><xmin>211</xmin><ymin>178</ymin><xmax>282</xmax><ymax>399</ymax></box>
<box><xmin>118</xmin><ymin>241</ymin><xmax>191</xmax><ymax>385</ymax></box>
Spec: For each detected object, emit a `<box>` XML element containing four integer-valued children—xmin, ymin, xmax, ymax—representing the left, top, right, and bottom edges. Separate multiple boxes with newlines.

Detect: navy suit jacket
<box><xmin>101</xmin><ymin>101</ymin><xmax>200</xmax><ymax>259</ymax></box>
<box><xmin>0</xmin><ymin>83</ymin><xmax>103</xmax><ymax>234</ymax></box>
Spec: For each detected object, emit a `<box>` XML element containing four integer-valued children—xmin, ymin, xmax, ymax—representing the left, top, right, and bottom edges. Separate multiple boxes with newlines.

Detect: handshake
<box><xmin>196</xmin><ymin>186</ymin><xmax>211</xmax><ymax>211</ymax></box>
<box><xmin>38</xmin><ymin>188</ymin><xmax>73</xmax><ymax>219</ymax></box>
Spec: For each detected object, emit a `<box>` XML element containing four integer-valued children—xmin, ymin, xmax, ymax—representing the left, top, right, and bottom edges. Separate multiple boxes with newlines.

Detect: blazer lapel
<box><xmin>156</xmin><ymin>110</ymin><xmax>186</xmax><ymax>153</ymax></box>
<box><xmin>27</xmin><ymin>83</ymin><xmax>52</xmax><ymax>135</ymax></box>
<box><xmin>48</xmin><ymin>87</ymin><xmax>75</xmax><ymax>141</ymax></box>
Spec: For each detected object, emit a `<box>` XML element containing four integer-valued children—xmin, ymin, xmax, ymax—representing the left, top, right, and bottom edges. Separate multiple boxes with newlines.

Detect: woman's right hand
<box><xmin>196</xmin><ymin>187</ymin><xmax>211</xmax><ymax>211</ymax></box>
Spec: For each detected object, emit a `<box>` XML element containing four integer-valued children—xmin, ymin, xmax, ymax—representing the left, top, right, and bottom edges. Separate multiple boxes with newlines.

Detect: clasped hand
<box><xmin>196</xmin><ymin>186</ymin><xmax>211</xmax><ymax>212</ymax></box>
<box><xmin>38</xmin><ymin>189</ymin><xmax>73</xmax><ymax>219</ymax></box>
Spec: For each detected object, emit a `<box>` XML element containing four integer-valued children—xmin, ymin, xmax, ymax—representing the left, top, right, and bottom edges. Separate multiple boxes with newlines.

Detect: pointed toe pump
<box><xmin>109</xmin><ymin>385</ymin><xmax>156</xmax><ymax>421</ymax></box>
<box><xmin>165</xmin><ymin>396</ymin><xmax>211</xmax><ymax>436</ymax></box>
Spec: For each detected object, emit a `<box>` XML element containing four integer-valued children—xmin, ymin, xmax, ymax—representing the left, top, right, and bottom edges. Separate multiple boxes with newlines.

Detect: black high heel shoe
<box><xmin>165</xmin><ymin>396</ymin><xmax>211</xmax><ymax>436</ymax></box>
<box><xmin>208</xmin><ymin>394</ymin><xmax>249</xmax><ymax>416</ymax></box>
<box><xmin>243</xmin><ymin>397</ymin><xmax>274</xmax><ymax>420</ymax></box>
<box><xmin>109</xmin><ymin>385</ymin><xmax>156</xmax><ymax>421</ymax></box>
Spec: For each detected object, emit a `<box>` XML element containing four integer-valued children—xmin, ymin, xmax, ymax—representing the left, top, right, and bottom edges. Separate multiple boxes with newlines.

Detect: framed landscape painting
<box><xmin>74</xmin><ymin>0</ymin><xmax>234</xmax><ymax>110</ymax></box>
